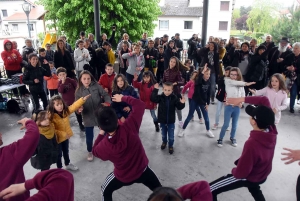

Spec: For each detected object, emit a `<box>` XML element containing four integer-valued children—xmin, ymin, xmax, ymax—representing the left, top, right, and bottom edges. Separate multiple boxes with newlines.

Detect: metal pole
<box><xmin>26</xmin><ymin>13</ymin><xmax>31</xmax><ymax>38</ymax></box>
<box><xmin>201</xmin><ymin>0</ymin><xmax>209</xmax><ymax>46</ymax></box>
<box><xmin>93</xmin><ymin>0</ymin><xmax>101</xmax><ymax>42</ymax></box>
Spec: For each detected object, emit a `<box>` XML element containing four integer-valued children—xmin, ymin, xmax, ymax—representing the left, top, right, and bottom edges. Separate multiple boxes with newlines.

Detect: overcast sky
<box><xmin>235</xmin><ymin>0</ymin><xmax>295</xmax><ymax>8</ymax></box>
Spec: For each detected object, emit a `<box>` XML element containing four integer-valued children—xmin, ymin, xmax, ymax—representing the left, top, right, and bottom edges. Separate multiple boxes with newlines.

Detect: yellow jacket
<box><xmin>51</xmin><ymin>98</ymin><xmax>85</xmax><ymax>143</ymax></box>
<box><xmin>107</xmin><ymin>49</ymin><xmax>116</xmax><ymax>65</ymax></box>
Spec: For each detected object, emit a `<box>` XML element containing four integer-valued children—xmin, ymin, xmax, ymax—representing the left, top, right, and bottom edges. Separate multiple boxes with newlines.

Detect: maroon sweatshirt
<box><xmin>0</xmin><ymin>120</ymin><xmax>39</xmax><ymax>201</ymax></box>
<box><xmin>25</xmin><ymin>169</ymin><xmax>74</xmax><ymax>201</ymax></box>
<box><xmin>231</xmin><ymin>96</ymin><xmax>277</xmax><ymax>183</ymax></box>
<box><xmin>57</xmin><ymin>77</ymin><xmax>77</xmax><ymax>106</ymax></box>
<box><xmin>177</xmin><ymin>181</ymin><xmax>212</xmax><ymax>201</ymax></box>
<box><xmin>92</xmin><ymin>96</ymin><xmax>148</xmax><ymax>183</ymax></box>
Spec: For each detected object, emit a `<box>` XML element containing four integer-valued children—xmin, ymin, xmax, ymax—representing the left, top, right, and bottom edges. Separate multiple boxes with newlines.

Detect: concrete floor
<box><xmin>0</xmin><ymin>96</ymin><xmax>300</xmax><ymax>201</ymax></box>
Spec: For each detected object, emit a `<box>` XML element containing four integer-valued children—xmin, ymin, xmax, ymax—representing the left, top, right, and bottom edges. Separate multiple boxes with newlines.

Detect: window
<box><xmin>28</xmin><ymin>24</ymin><xmax>34</xmax><ymax>31</ymax></box>
<box><xmin>4</xmin><ymin>24</ymin><xmax>8</xmax><ymax>30</ymax></box>
<box><xmin>220</xmin><ymin>1</ymin><xmax>230</xmax><ymax>11</ymax></box>
<box><xmin>184</xmin><ymin>21</ymin><xmax>193</xmax><ymax>29</ymax></box>
<box><xmin>219</xmin><ymin>21</ymin><xmax>228</xmax><ymax>31</ymax></box>
<box><xmin>12</xmin><ymin>24</ymin><xmax>18</xmax><ymax>32</ymax></box>
<box><xmin>2</xmin><ymin>10</ymin><xmax>8</xmax><ymax>17</ymax></box>
<box><xmin>159</xmin><ymin>20</ymin><xmax>169</xmax><ymax>30</ymax></box>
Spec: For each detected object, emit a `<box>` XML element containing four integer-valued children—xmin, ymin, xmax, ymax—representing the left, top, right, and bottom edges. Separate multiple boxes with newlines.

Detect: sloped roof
<box><xmin>161</xmin><ymin>0</ymin><xmax>202</xmax><ymax>17</ymax></box>
<box><xmin>3</xmin><ymin>5</ymin><xmax>46</xmax><ymax>21</ymax></box>
<box><xmin>0</xmin><ymin>0</ymin><xmax>36</xmax><ymax>6</ymax></box>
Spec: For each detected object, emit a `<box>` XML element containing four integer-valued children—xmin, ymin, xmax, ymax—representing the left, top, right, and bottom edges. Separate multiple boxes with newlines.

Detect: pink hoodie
<box><xmin>182</xmin><ymin>80</ymin><xmax>196</xmax><ymax>99</ymax></box>
<box><xmin>254</xmin><ymin>87</ymin><xmax>288</xmax><ymax>124</ymax></box>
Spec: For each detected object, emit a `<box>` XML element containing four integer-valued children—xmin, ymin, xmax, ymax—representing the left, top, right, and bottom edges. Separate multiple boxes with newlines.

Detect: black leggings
<box><xmin>31</xmin><ymin>90</ymin><xmax>48</xmax><ymax>111</ymax></box>
<box><xmin>101</xmin><ymin>166</ymin><xmax>161</xmax><ymax>201</ymax></box>
<box><xmin>297</xmin><ymin>175</ymin><xmax>300</xmax><ymax>201</ymax></box>
<box><xmin>49</xmin><ymin>89</ymin><xmax>58</xmax><ymax>97</ymax></box>
<box><xmin>210</xmin><ymin>174</ymin><xmax>266</xmax><ymax>201</ymax></box>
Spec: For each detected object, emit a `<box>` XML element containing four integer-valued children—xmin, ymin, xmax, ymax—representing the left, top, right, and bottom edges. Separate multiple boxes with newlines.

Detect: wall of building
<box><xmin>152</xmin><ymin>16</ymin><xmax>202</xmax><ymax>41</ymax></box>
<box><xmin>206</xmin><ymin>0</ymin><xmax>233</xmax><ymax>41</ymax></box>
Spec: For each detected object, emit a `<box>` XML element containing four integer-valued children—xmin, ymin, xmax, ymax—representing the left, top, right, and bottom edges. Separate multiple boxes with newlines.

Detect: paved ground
<box><xmin>0</xmin><ymin>95</ymin><xmax>300</xmax><ymax>201</ymax></box>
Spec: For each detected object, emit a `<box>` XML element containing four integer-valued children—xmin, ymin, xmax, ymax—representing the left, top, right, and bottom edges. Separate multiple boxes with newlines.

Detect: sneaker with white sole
<box><xmin>199</xmin><ymin>118</ymin><xmax>204</xmax><ymax>124</ymax></box>
<box><xmin>192</xmin><ymin>116</ymin><xmax>195</xmax><ymax>121</ymax></box>
<box><xmin>87</xmin><ymin>152</ymin><xmax>94</xmax><ymax>161</ymax></box>
<box><xmin>206</xmin><ymin>130</ymin><xmax>215</xmax><ymax>138</ymax></box>
<box><xmin>212</xmin><ymin>124</ymin><xmax>218</xmax><ymax>130</ymax></box>
<box><xmin>178</xmin><ymin>129</ymin><xmax>185</xmax><ymax>137</ymax></box>
<box><xmin>226</xmin><ymin>127</ymin><xmax>230</xmax><ymax>131</ymax></box>
<box><xmin>230</xmin><ymin>138</ymin><xmax>237</xmax><ymax>147</ymax></box>
<box><xmin>178</xmin><ymin>121</ymin><xmax>184</xmax><ymax>128</ymax></box>
<box><xmin>66</xmin><ymin>163</ymin><xmax>79</xmax><ymax>171</ymax></box>
<box><xmin>217</xmin><ymin>139</ymin><xmax>223</xmax><ymax>147</ymax></box>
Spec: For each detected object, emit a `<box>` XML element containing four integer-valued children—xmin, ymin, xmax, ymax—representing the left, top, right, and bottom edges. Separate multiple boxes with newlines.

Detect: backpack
<box><xmin>7</xmin><ymin>99</ymin><xmax>25</xmax><ymax>114</ymax></box>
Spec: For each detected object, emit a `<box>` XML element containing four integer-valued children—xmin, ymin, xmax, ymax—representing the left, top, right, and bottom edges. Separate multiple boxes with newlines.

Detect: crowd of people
<box><xmin>0</xmin><ymin>28</ymin><xmax>300</xmax><ymax>200</ymax></box>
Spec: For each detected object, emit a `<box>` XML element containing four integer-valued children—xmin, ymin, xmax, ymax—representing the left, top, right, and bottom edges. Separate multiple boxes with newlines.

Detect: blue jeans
<box><xmin>85</xmin><ymin>127</ymin><xmax>94</xmax><ymax>152</ymax></box>
<box><xmin>188</xmin><ymin>98</ymin><xmax>202</xmax><ymax>119</ymax></box>
<box><xmin>160</xmin><ymin>123</ymin><xmax>175</xmax><ymax>147</ymax></box>
<box><xmin>219</xmin><ymin>105</ymin><xmax>240</xmax><ymax>140</ymax></box>
<box><xmin>214</xmin><ymin>100</ymin><xmax>224</xmax><ymax>125</ymax></box>
<box><xmin>183</xmin><ymin>99</ymin><xmax>210</xmax><ymax>130</ymax></box>
<box><xmin>210</xmin><ymin>73</ymin><xmax>216</xmax><ymax>100</ymax></box>
<box><xmin>290</xmin><ymin>81</ymin><xmax>298</xmax><ymax>110</ymax></box>
<box><xmin>150</xmin><ymin>109</ymin><xmax>158</xmax><ymax>122</ymax></box>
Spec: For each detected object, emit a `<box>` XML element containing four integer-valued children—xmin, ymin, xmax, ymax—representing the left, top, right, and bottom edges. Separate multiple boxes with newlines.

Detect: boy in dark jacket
<box><xmin>210</xmin><ymin>96</ymin><xmax>277</xmax><ymax>201</ymax></box>
<box><xmin>156</xmin><ymin>46</ymin><xmax>165</xmax><ymax>84</ymax></box>
<box><xmin>22</xmin><ymin>53</ymin><xmax>51</xmax><ymax>112</ymax></box>
<box><xmin>151</xmin><ymin>82</ymin><xmax>185</xmax><ymax>154</ymax></box>
<box><xmin>144</xmin><ymin>39</ymin><xmax>158</xmax><ymax>75</ymax></box>
<box><xmin>92</xmin><ymin>95</ymin><xmax>162</xmax><ymax>200</ymax></box>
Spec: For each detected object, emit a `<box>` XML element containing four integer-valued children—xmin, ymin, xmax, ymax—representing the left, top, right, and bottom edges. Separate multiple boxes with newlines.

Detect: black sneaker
<box><xmin>230</xmin><ymin>138</ymin><xmax>237</xmax><ymax>147</ymax></box>
<box><xmin>217</xmin><ymin>139</ymin><xmax>223</xmax><ymax>147</ymax></box>
<box><xmin>290</xmin><ymin>109</ymin><xmax>295</xmax><ymax>113</ymax></box>
<box><xmin>79</xmin><ymin>124</ymin><xmax>85</xmax><ymax>132</ymax></box>
<box><xmin>161</xmin><ymin>143</ymin><xmax>166</xmax><ymax>150</ymax></box>
<box><xmin>169</xmin><ymin>147</ymin><xmax>174</xmax><ymax>154</ymax></box>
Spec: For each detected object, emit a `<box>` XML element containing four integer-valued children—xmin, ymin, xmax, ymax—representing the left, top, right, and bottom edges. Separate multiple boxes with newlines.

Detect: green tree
<box><xmin>231</xmin><ymin>8</ymin><xmax>240</xmax><ymax>29</ymax></box>
<box><xmin>240</xmin><ymin>6</ymin><xmax>251</xmax><ymax>16</ymax></box>
<box><xmin>38</xmin><ymin>0</ymin><xmax>161</xmax><ymax>47</ymax></box>
<box><xmin>246</xmin><ymin>0</ymin><xmax>279</xmax><ymax>33</ymax></box>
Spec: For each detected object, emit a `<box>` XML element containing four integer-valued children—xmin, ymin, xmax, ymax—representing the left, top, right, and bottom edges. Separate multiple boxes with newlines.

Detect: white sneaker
<box><xmin>66</xmin><ymin>163</ymin><xmax>79</xmax><ymax>171</ymax></box>
<box><xmin>212</xmin><ymin>124</ymin><xmax>218</xmax><ymax>130</ymax></box>
<box><xmin>206</xmin><ymin>130</ymin><xmax>215</xmax><ymax>138</ymax></box>
<box><xmin>226</xmin><ymin>127</ymin><xmax>230</xmax><ymax>131</ymax></box>
<box><xmin>199</xmin><ymin>118</ymin><xmax>204</xmax><ymax>124</ymax></box>
<box><xmin>178</xmin><ymin>121</ymin><xmax>184</xmax><ymax>128</ymax></box>
<box><xmin>87</xmin><ymin>152</ymin><xmax>94</xmax><ymax>162</ymax></box>
<box><xmin>178</xmin><ymin>129</ymin><xmax>185</xmax><ymax>137</ymax></box>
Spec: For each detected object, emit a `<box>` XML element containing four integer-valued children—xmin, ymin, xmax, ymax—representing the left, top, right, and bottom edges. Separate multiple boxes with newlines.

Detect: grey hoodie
<box><xmin>122</xmin><ymin>52</ymin><xmax>145</xmax><ymax>76</ymax></box>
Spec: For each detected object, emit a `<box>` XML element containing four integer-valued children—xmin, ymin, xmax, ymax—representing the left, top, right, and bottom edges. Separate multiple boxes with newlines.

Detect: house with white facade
<box><xmin>0</xmin><ymin>0</ymin><xmax>46</xmax><ymax>38</ymax></box>
<box><xmin>153</xmin><ymin>0</ymin><xmax>235</xmax><ymax>42</ymax></box>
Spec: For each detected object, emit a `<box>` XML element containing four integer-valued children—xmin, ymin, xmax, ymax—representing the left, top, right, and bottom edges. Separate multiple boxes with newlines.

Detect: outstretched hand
<box><xmin>0</xmin><ymin>183</ymin><xmax>26</xmax><ymax>200</ymax></box>
<box><xmin>112</xmin><ymin>94</ymin><xmax>123</xmax><ymax>102</ymax></box>
<box><xmin>202</xmin><ymin>63</ymin><xmax>208</xmax><ymax>74</ymax></box>
<box><xmin>17</xmin><ymin>118</ymin><xmax>31</xmax><ymax>130</ymax></box>
<box><xmin>281</xmin><ymin>148</ymin><xmax>300</xmax><ymax>165</ymax></box>
<box><xmin>154</xmin><ymin>83</ymin><xmax>159</xmax><ymax>89</ymax></box>
<box><xmin>82</xmin><ymin>94</ymin><xmax>91</xmax><ymax>101</ymax></box>
<box><xmin>249</xmin><ymin>88</ymin><xmax>256</xmax><ymax>95</ymax></box>
<box><xmin>245</xmin><ymin>82</ymin><xmax>256</xmax><ymax>86</ymax></box>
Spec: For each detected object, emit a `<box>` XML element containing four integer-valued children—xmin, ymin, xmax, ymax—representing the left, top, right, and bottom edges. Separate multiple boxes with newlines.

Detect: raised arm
<box><xmin>6</xmin><ymin>120</ymin><xmax>40</xmax><ymax>166</ymax></box>
<box><xmin>120</xmin><ymin>96</ymin><xmax>146</xmax><ymax>133</ymax></box>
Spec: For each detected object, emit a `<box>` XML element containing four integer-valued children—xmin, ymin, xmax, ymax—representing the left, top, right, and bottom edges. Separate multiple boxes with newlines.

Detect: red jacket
<box><xmin>92</xmin><ymin>96</ymin><xmax>148</xmax><ymax>183</ymax></box>
<box><xmin>133</xmin><ymin>80</ymin><xmax>156</xmax><ymax>110</ymax></box>
<box><xmin>231</xmin><ymin>96</ymin><xmax>277</xmax><ymax>182</ymax></box>
<box><xmin>177</xmin><ymin>181</ymin><xmax>212</xmax><ymax>201</ymax></box>
<box><xmin>1</xmin><ymin>39</ymin><xmax>23</xmax><ymax>71</ymax></box>
<box><xmin>44</xmin><ymin>74</ymin><xmax>59</xmax><ymax>90</ymax></box>
<box><xmin>98</xmin><ymin>72</ymin><xmax>115</xmax><ymax>96</ymax></box>
<box><xmin>0</xmin><ymin>120</ymin><xmax>39</xmax><ymax>201</ymax></box>
<box><xmin>25</xmin><ymin>169</ymin><xmax>74</xmax><ymax>201</ymax></box>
